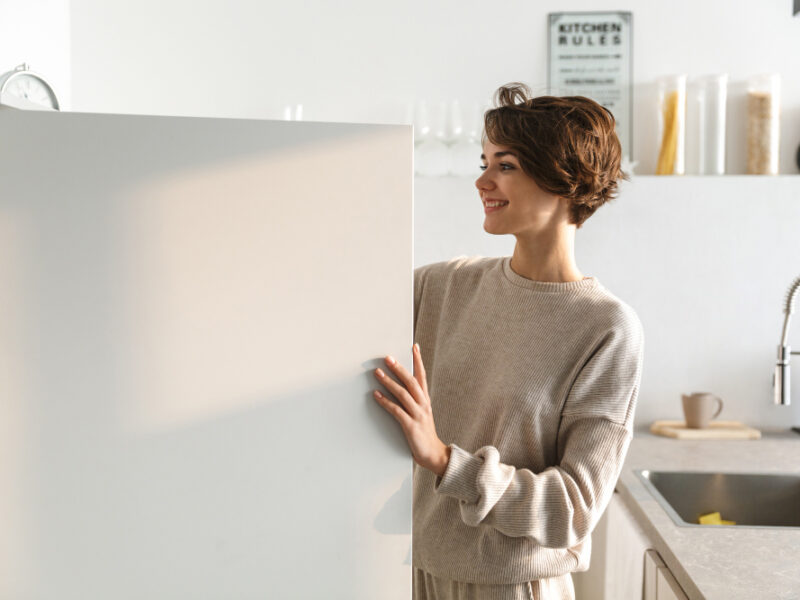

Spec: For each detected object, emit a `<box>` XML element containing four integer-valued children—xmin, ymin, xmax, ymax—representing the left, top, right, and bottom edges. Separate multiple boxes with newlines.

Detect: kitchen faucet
<box><xmin>774</xmin><ymin>274</ymin><xmax>800</xmax><ymax>434</ymax></box>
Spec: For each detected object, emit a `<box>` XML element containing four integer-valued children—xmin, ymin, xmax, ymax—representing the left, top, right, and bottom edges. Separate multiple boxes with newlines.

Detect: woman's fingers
<box><xmin>381</xmin><ymin>355</ymin><xmax>424</xmax><ymax>403</ymax></box>
<box><xmin>374</xmin><ymin>365</ymin><xmax>420</xmax><ymax>416</ymax></box>
<box><xmin>372</xmin><ymin>347</ymin><xmax>443</xmax><ymax>473</ymax></box>
<box><xmin>373</xmin><ymin>390</ymin><xmax>411</xmax><ymax>427</ymax></box>
<box><xmin>412</xmin><ymin>344</ymin><xmax>429</xmax><ymax>397</ymax></box>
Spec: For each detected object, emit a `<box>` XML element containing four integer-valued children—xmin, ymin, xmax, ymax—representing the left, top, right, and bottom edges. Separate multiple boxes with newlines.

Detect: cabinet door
<box><xmin>574</xmin><ymin>491</ymin><xmax>652</xmax><ymax>600</ymax></box>
<box><xmin>644</xmin><ymin>550</ymin><xmax>664</xmax><ymax>600</ymax></box>
<box><xmin>656</xmin><ymin>566</ymin><xmax>689</xmax><ymax>600</ymax></box>
<box><xmin>644</xmin><ymin>549</ymin><xmax>689</xmax><ymax>600</ymax></box>
<box><xmin>606</xmin><ymin>492</ymin><xmax>651</xmax><ymax>599</ymax></box>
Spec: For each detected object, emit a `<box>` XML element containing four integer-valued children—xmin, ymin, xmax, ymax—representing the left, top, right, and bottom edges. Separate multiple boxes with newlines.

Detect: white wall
<box><xmin>4</xmin><ymin>2</ymin><xmax>800</xmax><ymax>427</ymax></box>
<box><xmin>66</xmin><ymin>0</ymin><xmax>800</xmax><ymax>175</ymax></box>
<box><xmin>0</xmin><ymin>0</ymin><xmax>71</xmax><ymax>108</ymax></box>
<box><xmin>414</xmin><ymin>174</ymin><xmax>800</xmax><ymax>431</ymax></box>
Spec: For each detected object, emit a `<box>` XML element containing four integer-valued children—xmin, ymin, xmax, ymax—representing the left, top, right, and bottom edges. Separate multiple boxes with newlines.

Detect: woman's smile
<box><xmin>483</xmin><ymin>199</ymin><xmax>509</xmax><ymax>214</ymax></box>
<box><xmin>483</xmin><ymin>195</ymin><xmax>509</xmax><ymax>209</ymax></box>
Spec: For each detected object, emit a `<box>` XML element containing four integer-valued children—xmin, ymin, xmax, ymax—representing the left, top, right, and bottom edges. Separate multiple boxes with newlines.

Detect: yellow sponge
<box><xmin>698</xmin><ymin>512</ymin><xmax>736</xmax><ymax>525</ymax></box>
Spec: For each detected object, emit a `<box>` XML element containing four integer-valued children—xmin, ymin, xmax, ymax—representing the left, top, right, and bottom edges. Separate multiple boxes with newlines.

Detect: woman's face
<box><xmin>475</xmin><ymin>140</ymin><xmax>568</xmax><ymax>236</ymax></box>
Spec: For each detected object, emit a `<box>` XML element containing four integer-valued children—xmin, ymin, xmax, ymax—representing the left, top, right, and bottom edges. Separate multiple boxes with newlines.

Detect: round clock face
<box><xmin>3</xmin><ymin>73</ymin><xmax>59</xmax><ymax>109</ymax></box>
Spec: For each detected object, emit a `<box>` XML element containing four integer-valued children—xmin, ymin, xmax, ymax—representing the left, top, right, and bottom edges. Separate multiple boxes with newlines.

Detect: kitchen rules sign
<box><xmin>548</xmin><ymin>12</ymin><xmax>633</xmax><ymax>161</ymax></box>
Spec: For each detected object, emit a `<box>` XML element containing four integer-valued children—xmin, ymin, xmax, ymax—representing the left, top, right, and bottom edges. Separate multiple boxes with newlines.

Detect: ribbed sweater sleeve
<box><xmin>432</xmin><ymin>311</ymin><xmax>643</xmax><ymax>548</ymax></box>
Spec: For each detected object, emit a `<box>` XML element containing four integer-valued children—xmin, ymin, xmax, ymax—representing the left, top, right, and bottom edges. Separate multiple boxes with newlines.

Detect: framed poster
<box><xmin>548</xmin><ymin>11</ymin><xmax>633</xmax><ymax>161</ymax></box>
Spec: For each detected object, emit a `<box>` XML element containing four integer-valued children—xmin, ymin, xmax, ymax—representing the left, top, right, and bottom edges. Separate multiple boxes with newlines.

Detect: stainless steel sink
<box><xmin>635</xmin><ymin>470</ymin><xmax>800</xmax><ymax>529</ymax></box>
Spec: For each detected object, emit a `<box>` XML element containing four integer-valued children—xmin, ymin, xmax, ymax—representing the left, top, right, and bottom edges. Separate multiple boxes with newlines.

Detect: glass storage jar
<box><xmin>656</xmin><ymin>74</ymin><xmax>687</xmax><ymax>175</ymax></box>
<box><xmin>695</xmin><ymin>74</ymin><xmax>728</xmax><ymax>175</ymax></box>
<box><xmin>746</xmin><ymin>73</ymin><xmax>780</xmax><ymax>175</ymax></box>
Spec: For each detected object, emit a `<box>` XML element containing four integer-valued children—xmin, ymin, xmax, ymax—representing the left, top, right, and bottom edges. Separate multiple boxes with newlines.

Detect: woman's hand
<box><xmin>373</xmin><ymin>344</ymin><xmax>451</xmax><ymax>477</ymax></box>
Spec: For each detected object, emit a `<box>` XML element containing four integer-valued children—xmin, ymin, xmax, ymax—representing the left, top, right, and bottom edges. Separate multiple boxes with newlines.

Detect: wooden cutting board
<box><xmin>650</xmin><ymin>420</ymin><xmax>761</xmax><ymax>439</ymax></box>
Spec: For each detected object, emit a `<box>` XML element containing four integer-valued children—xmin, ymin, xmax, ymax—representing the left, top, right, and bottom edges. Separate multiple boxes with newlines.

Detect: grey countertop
<box><xmin>617</xmin><ymin>427</ymin><xmax>800</xmax><ymax>600</ymax></box>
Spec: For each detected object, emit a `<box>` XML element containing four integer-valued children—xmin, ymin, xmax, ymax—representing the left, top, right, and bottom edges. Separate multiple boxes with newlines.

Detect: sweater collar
<box><xmin>501</xmin><ymin>256</ymin><xmax>599</xmax><ymax>292</ymax></box>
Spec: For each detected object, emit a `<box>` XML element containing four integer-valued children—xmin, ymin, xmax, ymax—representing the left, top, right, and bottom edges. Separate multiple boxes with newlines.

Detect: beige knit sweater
<box><xmin>412</xmin><ymin>255</ymin><xmax>644</xmax><ymax>585</ymax></box>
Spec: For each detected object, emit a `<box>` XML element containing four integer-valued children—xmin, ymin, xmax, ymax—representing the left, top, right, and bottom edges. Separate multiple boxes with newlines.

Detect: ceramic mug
<box><xmin>681</xmin><ymin>392</ymin><xmax>724</xmax><ymax>429</ymax></box>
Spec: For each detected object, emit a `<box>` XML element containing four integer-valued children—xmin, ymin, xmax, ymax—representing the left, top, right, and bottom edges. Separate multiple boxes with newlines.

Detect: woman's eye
<box><xmin>478</xmin><ymin>163</ymin><xmax>514</xmax><ymax>171</ymax></box>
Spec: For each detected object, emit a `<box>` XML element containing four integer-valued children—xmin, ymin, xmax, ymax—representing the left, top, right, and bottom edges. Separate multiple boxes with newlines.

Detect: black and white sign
<box><xmin>548</xmin><ymin>12</ymin><xmax>633</xmax><ymax>161</ymax></box>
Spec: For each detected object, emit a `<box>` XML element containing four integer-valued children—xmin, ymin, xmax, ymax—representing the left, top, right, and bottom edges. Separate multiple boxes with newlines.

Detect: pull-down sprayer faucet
<box><xmin>774</xmin><ymin>275</ymin><xmax>800</xmax><ymax>434</ymax></box>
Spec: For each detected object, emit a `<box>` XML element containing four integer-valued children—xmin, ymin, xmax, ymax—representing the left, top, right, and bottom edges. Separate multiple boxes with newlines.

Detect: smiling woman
<box><xmin>374</xmin><ymin>82</ymin><xmax>644</xmax><ymax>600</ymax></box>
<box><xmin>471</xmin><ymin>86</ymin><xmax>626</xmax><ymax>286</ymax></box>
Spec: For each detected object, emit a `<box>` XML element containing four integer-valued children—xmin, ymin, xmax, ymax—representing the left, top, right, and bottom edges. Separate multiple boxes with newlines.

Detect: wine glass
<box><xmin>414</xmin><ymin>100</ymin><xmax>448</xmax><ymax>176</ymax></box>
<box><xmin>449</xmin><ymin>100</ymin><xmax>486</xmax><ymax>177</ymax></box>
<box><xmin>282</xmin><ymin>104</ymin><xmax>303</xmax><ymax>121</ymax></box>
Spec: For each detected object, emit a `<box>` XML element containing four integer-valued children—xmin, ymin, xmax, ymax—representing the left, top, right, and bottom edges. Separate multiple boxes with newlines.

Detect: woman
<box><xmin>372</xmin><ymin>82</ymin><xmax>644</xmax><ymax>600</ymax></box>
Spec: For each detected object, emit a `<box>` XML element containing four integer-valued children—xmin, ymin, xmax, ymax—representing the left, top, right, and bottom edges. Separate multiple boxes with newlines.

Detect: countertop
<box><xmin>617</xmin><ymin>427</ymin><xmax>800</xmax><ymax>600</ymax></box>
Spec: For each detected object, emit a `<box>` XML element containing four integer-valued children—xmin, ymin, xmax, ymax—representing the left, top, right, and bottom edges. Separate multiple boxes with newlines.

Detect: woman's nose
<box><xmin>475</xmin><ymin>171</ymin><xmax>493</xmax><ymax>191</ymax></box>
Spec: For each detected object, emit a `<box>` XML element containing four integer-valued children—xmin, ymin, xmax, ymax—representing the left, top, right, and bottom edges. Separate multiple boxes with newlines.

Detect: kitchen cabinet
<box><xmin>615</xmin><ymin>433</ymin><xmax>800</xmax><ymax>599</ymax></box>
<box><xmin>605</xmin><ymin>491</ymin><xmax>650</xmax><ymax>598</ymax></box>
<box><xmin>574</xmin><ymin>491</ymin><xmax>649</xmax><ymax>599</ymax></box>
<box><xmin>575</xmin><ymin>492</ymin><xmax>689</xmax><ymax>599</ymax></box>
<box><xmin>645</xmin><ymin>550</ymin><xmax>689</xmax><ymax>600</ymax></box>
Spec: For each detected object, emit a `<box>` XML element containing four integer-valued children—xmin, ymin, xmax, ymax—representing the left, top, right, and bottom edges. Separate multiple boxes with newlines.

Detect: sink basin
<box><xmin>635</xmin><ymin>470</ymin><xmax>800</xmax><ymax>529</ymax></box>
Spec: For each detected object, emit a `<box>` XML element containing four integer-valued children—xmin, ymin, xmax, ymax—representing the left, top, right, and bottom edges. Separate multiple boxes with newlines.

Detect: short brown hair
<box><xmin>482</xmin><ymin>82</ymin><xmax>626</xmax><ymax>228</ymax></box>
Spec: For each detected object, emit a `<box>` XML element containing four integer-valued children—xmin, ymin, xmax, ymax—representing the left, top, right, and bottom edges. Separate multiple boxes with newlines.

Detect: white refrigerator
<box><xmin>0</xmin><ymin>106</ymin><xmax>413</xmax><ymax>599</ymax></box>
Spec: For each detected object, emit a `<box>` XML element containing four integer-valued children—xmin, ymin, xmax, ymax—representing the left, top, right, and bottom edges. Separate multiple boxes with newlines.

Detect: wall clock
<box><xmin>0</xmin><ymin>63</ymin><xmax>60</xmax><ymax>110</ymax></box>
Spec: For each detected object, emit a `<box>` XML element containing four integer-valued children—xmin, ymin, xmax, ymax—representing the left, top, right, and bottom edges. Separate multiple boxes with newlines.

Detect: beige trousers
<box><xmin>413</xmin><ymin>568</ymin><xmax>575</xmax><ymax>600</ymax></box>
